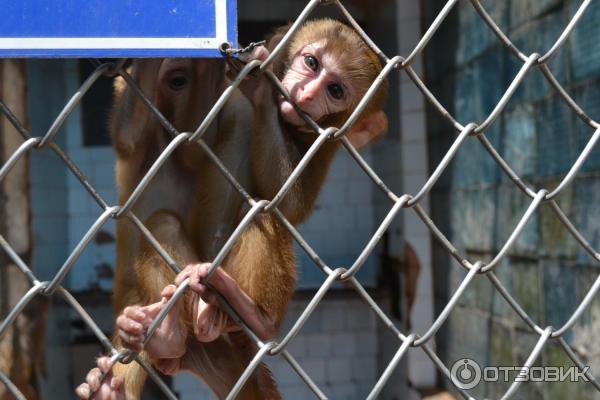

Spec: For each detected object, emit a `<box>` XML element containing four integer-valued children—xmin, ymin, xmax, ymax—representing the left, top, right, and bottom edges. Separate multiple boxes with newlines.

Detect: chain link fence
<box><xmin>0</xmin><ymin>0</ymin><xmax>599</xmax><ymax>398</ymax></box>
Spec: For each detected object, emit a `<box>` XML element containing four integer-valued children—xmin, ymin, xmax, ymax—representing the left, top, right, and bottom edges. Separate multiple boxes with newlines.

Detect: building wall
<box><xmin>424</xmin><ymin>1</ymin><xmax>600</xmax><ymax>398</ymax></box>
<box><xmin>395</xmin><ymin>0</ymin><xmax>436</xmax><ymax>388</ymax></box>
<box><xmin>174</xmin><ymin>293</ymin><xmax>381</xmax><ymax>399</ymax></box>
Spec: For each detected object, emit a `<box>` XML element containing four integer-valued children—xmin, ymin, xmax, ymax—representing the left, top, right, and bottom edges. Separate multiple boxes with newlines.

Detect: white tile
<box><xmin>321</xmin><ymin>304</ymin><xmax>346</xmax><ymax>332</ymax></box>
<box><xmin>326</xmin><ymin>358</ymin><xmax>352</xmax><ymax>384</ymax></box>
<box><xmin>354</xmin><ymin>206</ymin><xmax>375</xmax><ymax>230</ymax></box>
<box><xmin>88</xmin><ymin>147</ymin><xmax>114</xmax><ymax>162</ymax></box>
<box><xmin>397</xmin><ymin>0</ymin><xmax>421</xmax><ymax>19</ymax></box>
<box><xmin>402</xmin><ymin>143</ymin><xmax>428</xmax><ymax>173</ymax></box>
<box><xmin>318</xmin><ymin>181</ymin><xmax>346</xmax><ymax>207</ymax></box>
<box><xmin>400</xmin><ymin>81</ymin><xmax>425</xmax><ymax>113</ymax></box>
<box><xmin>68</xmin><ymin>188</ymin><xmax>92</xmax><ymax>215</ymax></box>
<box><xmin>285</xmin><ymin>335</ymin><xmax>307</xmax><ymax>359</ymax></box>
<box><xmin>347</xmin><ymin>182</ymin><xmax>373</xmax><ymax>206</ymax></box>
<box><xmin>346</xmin><ymin>306</ymin><xmax>376</xmax><ymax>331</ymax></box>
<box><xmin>300</xmin><ymin>359</ymin><xmax>327</xmax><ymax>385</ymax></box>
<box><xmin>398</xmin><ymin>20</ymin><xmax>421</xmax><ymax>53</ymax></box>
<box><xmin>280</xmin><ymin>384</ymin><xmax>314</xmax><ymax>400</ymax></box>
<box><xmin>331</xmin><ymin>333</ymin><xmax>357</xmax><ymax>357</ymax></box>
<box><xmin>329</xmin><ymin>153</ymin><xmax>351</xmax><ymax>179</ymax></box>
<box><xmin>329</xmin><ymin>205</ymin><xmax>356</xmax><ymax>230</ymax></box>
<box><xmin>273</xmin><ymin>361</ymin><xmax>302</xmax><ymax>386</ymax></box>
<box><xmin>402</xmin><ymin>173</ymin><xmax>428</xmax><ymax>194</ymax></box>
<box><xmin>355</xmin><ymin>331</ymin><xmax>377</xmax><ymax>356</ymax></box>
<box><xmin>306</xmin><ymin>333</ymin><xmax>333</xmax><ymax>357</ymax></box>
<box><xmin>351</xmin><ymin>356</ymin><xmax>378</xmax><ymax>383</ymax></box>
<box><xmin>93</xmin><ymin>161</ymin><xmax>116</xmax><ymax>187</ymax></box>
<box><xmin>403</xmin><ymin>210</ymin><xmax>430</xmax><ymax>236</ymax></box>
<box><xmin>408</xmin><ymin>351</ymin><xmax>437</xmax><ymax>387</ymax></box>
<box><xmin>401</xmin><ymin>111</ymin><xmax>427</xmax><ymax>144</ymax></box>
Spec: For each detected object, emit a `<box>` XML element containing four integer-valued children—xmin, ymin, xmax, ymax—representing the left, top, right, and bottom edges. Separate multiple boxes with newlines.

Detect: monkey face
<box><xmin>279</xmin><ymin>40</ymin><xmax>354</xmax><ymax>126</ymax></box>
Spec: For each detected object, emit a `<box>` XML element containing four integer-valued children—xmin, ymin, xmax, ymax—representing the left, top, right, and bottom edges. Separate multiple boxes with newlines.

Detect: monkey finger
<box><xmin>96</xmin><ymin>356</ymin><xmax>114</xmax><ymax>374</ymax></box>
<box><xmin>75</xmin><ymin>383</ymin><xmax>91</xmax><ymax>399</ymax></box>
<box><xmin>85</xmin><ymin>367</ymin><xmax>103</xmax><ymax>392</ymax></box>
<box><xmin>121</xmin><ymin>306</ymin><xmax>147</xmax><ymax>323</ymax></box>
<box><xmin>187</xmin><ymin>264</ymin><xmax>211</xmax><ymax>293</ymax></box>
<box><xmin>238</xmin><ymin>45</ymin><xmax>269</xmax><ymax>64</ymax></box>
<box><xmin>189</xmin><ymin>280</ymin><xmax>209</xmax><ymax>296</ymax></box>
<box><xmin>139</xmin><ymin>300</ymin><xmax>168</xmax><ymax>321</ymax></box>
<box><xmin>118</xmin><ymin>330</ymin><xmax>144</xmax><ymax>351</ymax></box>
<box><xmin>94</xmin><ymin>380</ymin><xmax>121</xmax><ymax>400</ymax></box>
<box><xmin>116</xmin><ymin>314</ymin><xmax>145</xmax><ymax>335</ymax></box>
<box><xmin>174</xmin><ymin>263</ymin><xmax>197</xmax><ymax>285</ymax></box>
<box><xmin>160</xmin><ymin>284</ymin><xmax>177</xmax><ymax>300</ymax></box>
<box><xmin>109</xmin><ymin>375</ymin><xmax>125</xmax><ymax>400</ymax></box>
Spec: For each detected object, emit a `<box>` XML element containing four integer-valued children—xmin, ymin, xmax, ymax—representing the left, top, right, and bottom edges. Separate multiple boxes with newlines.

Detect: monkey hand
<box><xmin>230</xmin><ymin>45</ymin><xmax>274</xmax><ymax>107</ymax></box>
<box><xmin>75</xmin><ymin>356</ymin><xmax>124</xmax><ymax>400</ymax></box>
<box><xmin>175</xmin><ymin>263</ymin><xmax>234</xmax><ymax>342</ymax></box>
<box><xmin>176</xmin><ymin>263</ymin><xmax>277</xmax><ymax>342</ymax></box>
<box><xmin>115</xmin><ymin>285</ymin><xmax>186</xmax><ymax>361</ymax></box>
<box><xmin>237</xmin><ymin>45</ymin><xmax>270</xmax><ymax>65</ymax></box>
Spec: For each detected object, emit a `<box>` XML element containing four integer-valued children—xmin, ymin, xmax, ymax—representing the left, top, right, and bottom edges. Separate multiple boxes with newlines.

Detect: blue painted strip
<box><xmin>0</xmin><ymin>0</ymin><xmax>237</xmax><ymax>58</ymax></box>
<box><xmin>1</xmin><ymin>0</ymin><xmax>216</xmax><ymax>38</ymax></box>
<box><xmin>0</xmin><ymin>48</ymin><xmax>226</xmax><ymax>58</ymax></box>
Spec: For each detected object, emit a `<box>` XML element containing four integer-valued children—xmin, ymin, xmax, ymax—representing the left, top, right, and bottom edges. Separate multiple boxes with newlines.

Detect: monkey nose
<box><xmin>297</xmin><ymin>90</ymin><xmax>314</xmax><ymax>105</ymax></box>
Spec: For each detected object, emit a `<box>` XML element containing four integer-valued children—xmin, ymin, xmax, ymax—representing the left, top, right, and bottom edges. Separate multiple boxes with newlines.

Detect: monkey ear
<box><xmin>267</xmin><ymin>23</ymin><xmax>293</xmax><ymax>52</ymax></box>
<box><xmin>113</xmin><ymin>65</ymin><xmax>134</xmax><ymax>98</ymax></box>
<box><xmin>346</xmin><ymin>110</ymin><xmax>388</xmax><ymax>149</ymax></box>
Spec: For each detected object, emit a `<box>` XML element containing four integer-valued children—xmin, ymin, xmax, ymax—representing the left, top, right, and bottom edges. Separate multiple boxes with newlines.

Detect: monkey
<box><xmin>76</xmin><ymin>18</ymin><xmax>388</xmax><ymax>400</ymax></box>
<box><xmin>78</xmin><ymin>58</ymin><xmax>289</xmax><ymax>400</ymax></box>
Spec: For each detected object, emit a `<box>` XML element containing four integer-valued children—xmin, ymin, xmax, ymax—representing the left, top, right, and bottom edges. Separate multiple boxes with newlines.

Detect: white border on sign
<box><xmin>0</xmin><ymin>0</ymin><xmax>228</xmax><ymax>49</ymax></box>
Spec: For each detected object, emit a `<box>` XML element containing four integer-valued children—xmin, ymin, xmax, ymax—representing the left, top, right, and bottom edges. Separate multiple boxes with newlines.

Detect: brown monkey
<box><xmin>76</xmin><ymin>18</ymin><xmax>388</xmax><ymax>400</ymax></box>
<box><xmin>77</xmin><ymin>58</ymin><xmax>289</xmax><ymax>400</ymax></box>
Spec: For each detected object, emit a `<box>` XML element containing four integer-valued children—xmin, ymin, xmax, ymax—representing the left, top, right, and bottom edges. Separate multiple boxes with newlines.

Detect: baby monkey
<box><xmin>242</xmin><ymin>18</ymin><xmax>388</xmax><ymax>225</ymax></box>
<box><xmin>77</xmin><ymin>18</ymin><xmax>388</xmax><ymax>400</ymax></box>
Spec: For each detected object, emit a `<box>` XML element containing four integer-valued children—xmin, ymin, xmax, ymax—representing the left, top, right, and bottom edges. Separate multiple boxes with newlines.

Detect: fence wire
<box><xmin>0</xmin><ymin>0</ymin><xmax>599</xmax><ymax>399</ymax></box>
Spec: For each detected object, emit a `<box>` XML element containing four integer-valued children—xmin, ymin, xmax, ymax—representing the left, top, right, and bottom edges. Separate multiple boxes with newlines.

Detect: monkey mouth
<box><xmin>278</xmin><ymin>96</ymin><xmax>309</xmax><ymax>127</ymax></box>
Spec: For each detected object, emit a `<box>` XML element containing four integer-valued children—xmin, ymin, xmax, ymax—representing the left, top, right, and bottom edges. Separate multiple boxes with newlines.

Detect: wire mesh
<box><xmin>0</xmin><ymin>0</ymin><xmax>599</xmax><ymax>399</ymax></box>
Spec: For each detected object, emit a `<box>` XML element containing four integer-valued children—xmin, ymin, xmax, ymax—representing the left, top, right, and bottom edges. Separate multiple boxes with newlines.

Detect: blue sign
<box><xmin>0</xmin><ymin>0</ymin><xmax>237</xmax><ymax>57</ymax></box>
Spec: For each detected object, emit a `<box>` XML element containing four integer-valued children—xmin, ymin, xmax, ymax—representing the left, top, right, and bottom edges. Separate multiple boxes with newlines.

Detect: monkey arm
<box><xmin>222</xmin><ymin>213</ymin><xmax>296</xmax><ymax>340</ymax></box>
<box><xmin>249</xmin><ymin>97</ymin><xmax>339</xmax><ymax>225</ymax></box>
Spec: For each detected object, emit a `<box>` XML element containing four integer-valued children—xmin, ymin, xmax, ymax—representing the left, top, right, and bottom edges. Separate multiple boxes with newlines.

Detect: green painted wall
<box><xmin>424</xmin><ymin>1</ymin><xmax>600</xmax><ymax>398</ymax></box>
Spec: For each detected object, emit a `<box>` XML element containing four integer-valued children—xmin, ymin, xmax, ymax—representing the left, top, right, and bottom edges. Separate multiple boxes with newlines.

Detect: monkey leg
<box><xmin>183</xmin><ymin>333</ymin><xmax>281</xmax><ymax>400</ymax></box>
<box><xmin>112</xmin><ymin>210</ymin><xmax>200</xmax><ymax>399</ymax></box>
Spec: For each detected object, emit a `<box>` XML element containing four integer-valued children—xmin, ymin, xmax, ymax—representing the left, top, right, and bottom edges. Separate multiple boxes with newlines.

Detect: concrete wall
<box><xmin>424</xmin><ymin>0</ymin><xmax>600</xmax><ymax>398</ymax></box>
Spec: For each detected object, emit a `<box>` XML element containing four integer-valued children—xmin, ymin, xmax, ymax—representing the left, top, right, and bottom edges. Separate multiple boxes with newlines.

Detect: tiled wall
<box><xmin>174</xmin><ymin>295</ymin><xmax>380</xmax><ymax>400</ymax></box>
<box><xmin>397</xmin><ymin>0</ymin><xmax>436</xmax><ymax>388</ymax></box>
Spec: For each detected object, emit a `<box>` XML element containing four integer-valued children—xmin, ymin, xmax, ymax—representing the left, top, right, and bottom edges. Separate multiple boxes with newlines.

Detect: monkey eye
<box><xmin>168</xmin><ymin>74</ymin><xmax>188</xmax><ymax>91</ymax></box>
<box><xmin>303</xmin><ymin>55</ymin><xmax>319</xmax><ymax>72</ymax></box>
<box><xmin>327</xmin><ymin>83</ymin><xmax>344</xmax><ymax>100</ymax></box>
